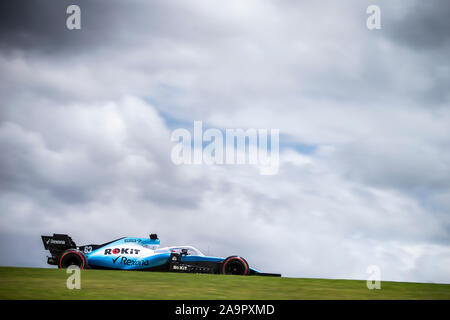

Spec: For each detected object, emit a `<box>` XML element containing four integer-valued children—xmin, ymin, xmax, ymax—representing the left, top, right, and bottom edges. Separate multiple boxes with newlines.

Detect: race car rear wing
<box><xmin>41</xmin><ymin>234</ymin><xmax>77</xmax><ymax>265</ymax></box>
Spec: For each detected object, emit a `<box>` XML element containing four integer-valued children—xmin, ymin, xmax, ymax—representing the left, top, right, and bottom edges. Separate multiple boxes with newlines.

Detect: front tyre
<box><xmin>221</xmin><ymin>256</ymin><xmax>249</xmax><ymax>275</ymax></box>
<box><xmin>58</xmin><ymin>249</ymin><xmax>87</xmax><ymax>269</ymax></box>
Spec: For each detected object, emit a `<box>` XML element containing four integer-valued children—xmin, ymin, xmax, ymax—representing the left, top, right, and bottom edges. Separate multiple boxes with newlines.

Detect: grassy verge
<box><xmin>0</xmin><ymin>267</ymin><xmax>449</xmax><ymax>299</ymax></box>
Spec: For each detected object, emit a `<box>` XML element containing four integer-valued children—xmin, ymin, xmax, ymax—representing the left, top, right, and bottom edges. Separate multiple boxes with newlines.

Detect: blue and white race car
<box><xmin>41</xmin><ymin>234</ymin><xmax>281</xmax><ymax>276</ymax></box>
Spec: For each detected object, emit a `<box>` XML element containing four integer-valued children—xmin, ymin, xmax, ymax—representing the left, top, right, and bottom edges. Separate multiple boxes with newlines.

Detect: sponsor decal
<box><xmin>104</xmin><ymin>248</ymin><xmax>140</xmax><ymax>255</ymax></box>
<box><xmin>124</xmin><ymin>239</ymin><xmax>142</xmax><ymax>243</ymax></box>
<box><xmin>112</xmin><ymin>256</ymin><xmax>149</xmax><ymax>266</ymax></box>
<box><xmin>172</xmin><ymin>265</ymin><xmax>188</xmax><ymax>271</ymax></box>
<box><xmin>47</xmin><ymin>239</ymin><xmax>66</xmax><ymax>245</ymax></box>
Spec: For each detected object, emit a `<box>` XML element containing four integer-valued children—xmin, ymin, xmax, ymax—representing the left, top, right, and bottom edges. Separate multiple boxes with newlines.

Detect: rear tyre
<box><xmin>221</xmin><ymin>256</ymin><xmax>249</xmax><ymax>275</ymax></box>
<box><xmin>58</xmin><ymin>249</ymin><xmax>87</xmax><ymax>269</ymax></box>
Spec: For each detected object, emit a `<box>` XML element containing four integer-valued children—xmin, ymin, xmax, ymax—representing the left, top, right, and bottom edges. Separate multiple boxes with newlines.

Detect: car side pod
<box><xmin>168</xmin><ymin>252</ymin><xmax>214</xmax><ymax>273</ymax></box>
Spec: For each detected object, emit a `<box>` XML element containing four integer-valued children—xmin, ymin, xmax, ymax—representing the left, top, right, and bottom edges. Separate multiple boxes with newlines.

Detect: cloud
<box><xmin>0</xmin><ymin>97</ymin><xmax>448</xmax><ymax>283</ymax></box>
<box><xmin>0</xmin><ymin>0</ymin><xmax>449</xmax><ymax>283</ymax></box>
<box><xmin>387</xmin><ymin>0</ymin><xmax>450</xmax><ymax>51</ymax></box>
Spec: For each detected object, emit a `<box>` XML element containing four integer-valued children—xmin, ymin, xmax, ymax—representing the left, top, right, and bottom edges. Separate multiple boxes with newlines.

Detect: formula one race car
<box><xmin>41</xmin><ymin>234</ymin><xmax>281</xmax><ymax>276</ymax></box>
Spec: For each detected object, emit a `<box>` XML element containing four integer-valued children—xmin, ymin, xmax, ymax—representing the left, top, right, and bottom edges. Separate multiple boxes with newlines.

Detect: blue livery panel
<box><xmin>86</xmin><ymin>237</ymin><xmax>168</xmax><ymax>270</ymax></box>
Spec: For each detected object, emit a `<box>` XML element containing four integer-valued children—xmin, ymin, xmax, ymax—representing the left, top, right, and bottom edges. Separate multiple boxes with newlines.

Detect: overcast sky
<box><xmin>0</xmin><ymin>0</ymin><xmax>449</xmax><ymax>283</ymax></box>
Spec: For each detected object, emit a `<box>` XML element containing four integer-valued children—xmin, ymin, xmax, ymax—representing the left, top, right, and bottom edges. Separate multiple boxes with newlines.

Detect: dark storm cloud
<box><xmin>0</xmin><ymin>0</ymin><xmax>99</xmax><ymax>53</ymax></box>
<box><xmin>0</xmin><ymin>0</ymin><xmax>236</xmax><ymax>54</ymax></box>
<box><xmin>0</xmin><ymin>0</ymin><xmax>144</xmax><ymax>53</ymax></box>
<box><xmin>387</xmin><ymin>0</ymin><xmax>450</xmax><ymax>51</ymax></box>
<box><xmin>2</xmin><ymin>0</ymin><xmax>449</xmax><ymax>54</ymax></box>
<box><xmin>379</xmin><ymin>0</ymin><xmax>450</xmax><ymax>105</ymax></box>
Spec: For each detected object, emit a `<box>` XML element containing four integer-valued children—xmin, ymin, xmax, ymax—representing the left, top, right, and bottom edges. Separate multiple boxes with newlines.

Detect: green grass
<box><xmin>0</xmin><ymin>267</ymin><xmax>449</xmax><ymax>300</ymax></box>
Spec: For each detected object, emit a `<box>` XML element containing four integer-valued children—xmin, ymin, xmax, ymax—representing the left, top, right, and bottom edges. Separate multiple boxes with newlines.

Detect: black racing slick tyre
<box><xmin>58</xmin><ymin>249</ymin><xmax>88</xmax><ymax>269</ymax></box>
<box><xmin>221</xmin><ymin>256</ymin><xmax>249</xmax><ymax>275</ymax></box>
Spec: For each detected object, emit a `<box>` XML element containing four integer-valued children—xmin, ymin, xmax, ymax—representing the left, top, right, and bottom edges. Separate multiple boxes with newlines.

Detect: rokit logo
<box><xmin>104</xmin><ymin>248</ymin><xmax>140</xmax><ymax>255</ymax></box>
<box><xmin>112</xmin><ymin>256</ymin><xmax>149</xmax><ymax>266</ymax></box>
<box><xmin>172</xmin><ymin>265</ymin><xmax>188</xmax><ymax>271</ymax></box>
